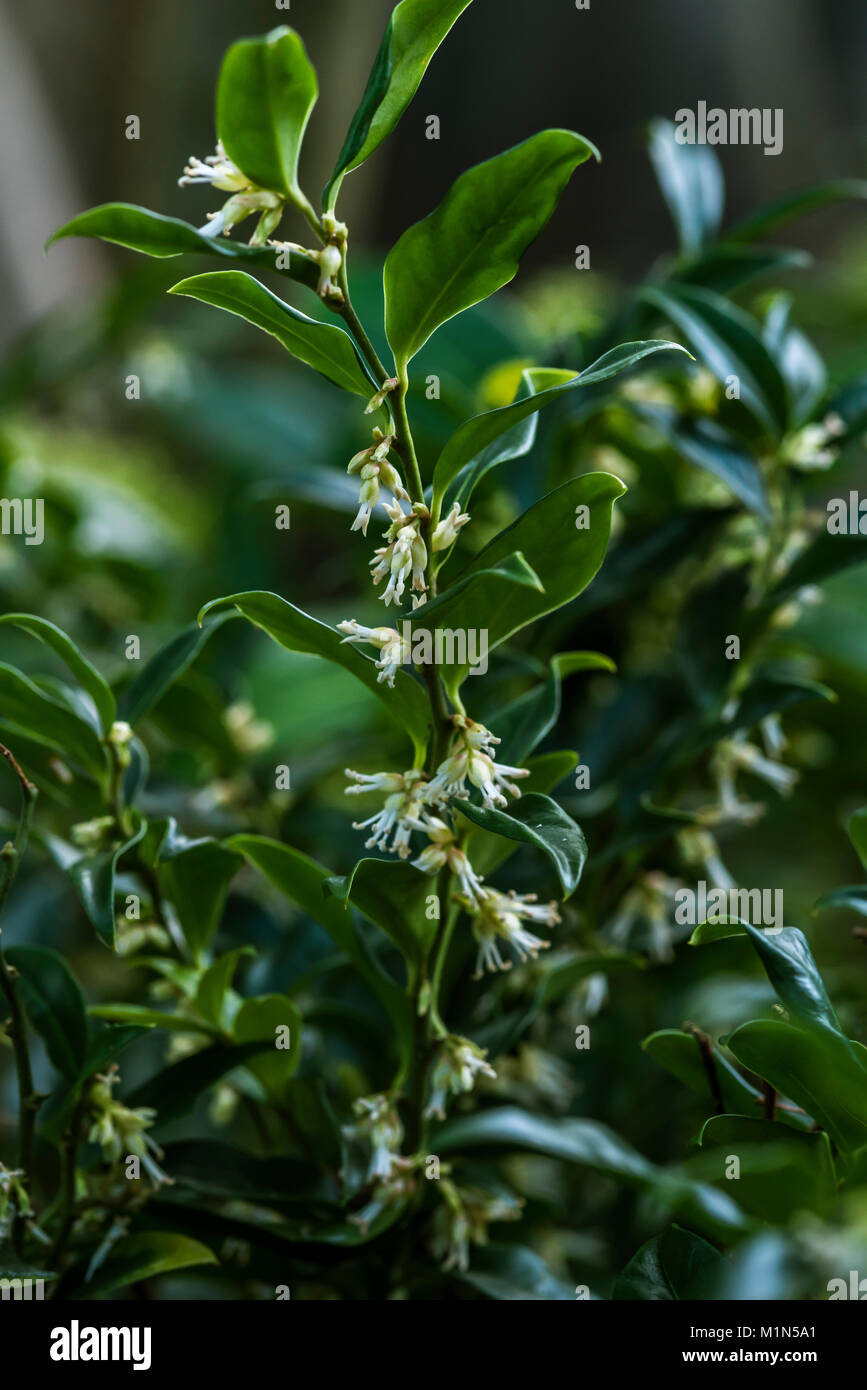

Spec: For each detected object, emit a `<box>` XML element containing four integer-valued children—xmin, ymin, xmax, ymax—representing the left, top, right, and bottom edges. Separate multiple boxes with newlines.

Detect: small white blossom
<box><xmin>431</xmin><ymin>502</ymin><xmax>471</xmax><ymax>552</ymax></box>
<box><xmin>424</xmin><ymin>1035</ymin><xmax>497</xmax><ymax>1120</ymax></box>
<box><xmin>337</xmin><ymin>620</ymin><xmax>410</xmax><ymax>687</ymax></box>
<box><xmin>461</xmin><ymin>887</ymin><xmax>560</xmax><ymax>978</ymax></box>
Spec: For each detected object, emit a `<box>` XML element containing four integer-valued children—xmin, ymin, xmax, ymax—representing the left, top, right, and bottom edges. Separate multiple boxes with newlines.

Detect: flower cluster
<box><xmin>179</xmin><ymin>140</ymin><xmax>284</xmax><ymax>246</ymax></box>
<box><xmin>424</xmin><ymin>1035</ymin><xmax>497</xmax><ymax>1120</ymax></box>
<box><xmin>87</xmin><ymin>1067</ymin><xmax>172</xmax><ymax>1188</ymax></box>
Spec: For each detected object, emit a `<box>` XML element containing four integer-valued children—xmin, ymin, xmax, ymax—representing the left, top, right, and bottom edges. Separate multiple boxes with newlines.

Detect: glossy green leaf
<box><xmin>159</xmin><ymin>839</ymin><xmax>244</xmax><ymax>963</ymax></box>
<box><xmin>46</xmin><ymin>203</ymin><xmax>319</xmax><ymax>288</ymax></box>
<box><xmin>127</xmin><ymin>1041</ymin><xmax>275</xmax><ymax>1124</ymax></box>
<box><xmin>226</xmin><ymin>834</ymin><xmax>412</xmax><ymax>1040</ymax></box>
<box><xmin>692</xmin><ymin>1114</ymin><xmax>836</xmax><ymax>1221</ymax></box>
<box><xmin>69</xmin><ymin>815</ymin><xmax>146</xmax><ymax>951</ymax></box>
<box><xmin>384</xmin><ymin>130</ymin><xmax>598</xmax><ymax>374</ymax></box>
<box><xmin>234</xmin><ymin>993</ymin><xmax>302</xmax><ymax>1095</ymax></box>
<box><xmin>493</xmin><ymin>650</ymin><xmax>615</xmax><ymax>765</ymax></box>
<box><xmin>639</xmin><ymin>283</ymin><xmax>788</xmax><ymax>435</ymax></box>
<box><xmin>690</xmin><ymin>922</ymin><xmax>841</xmax><ymax>1034</ymax></box>
<box><xmin>848</xmin><ymin>807</ymin><xmax>867</xmax><ymax>872</ymax></box>
<box><xmin>0</xmin><ymin>615</ymin><xmax>115</xmax><ymax>734</ymax></box>
<box><xmin>216</xmin><ymin>27</ymin><xmax>317</xmax><ymax>200</ymax></box>
<box><xmin>5</xmin><ymin>946</ymin><xmax>87</xmax><ymax>1081</ymax></box>
<box><xmin>78</xmin><ymin>1232</ymin><xmax>217</xmax><ymax>1297</ymax></box>
<box><xmin>647</xmin><ymin>118</ymin><xmax>724</xmax><ymax>253</ymax></box>
<box><xmin>727</xmin><ymin>178</ymin><xmax>867</xmax><ymax>243</ymax></box>
<box><xmin>454</xmin><ymin>1243</ymin><xmax>575</xmax><ymax>1301</ymax></box>
<box><xmin>89</xmin><ymin>1003</ymin><xmax>219</xmax><ymax>1036</ymax></box>
<box><xmin>641</xmin><ymin>1027</ymin><xmax>808</xmax><ymax>1130</ymax></box>
<box><xmin>0</xmin><ymin>664</ymin><xmax>106</xmax><ymax>778</ymax></box>
<box><xmin>613</xmin><ymin>1225</ymin><xmax>723</xmax><ymax>1300</ymax></box>
<box><xmin>814</xmin><ymin>885</ymin><xmax>867</xmax><ymax>918</ymax></box>
<box><xmin>437</xmin><ymin>1106</ymin><xmax>747</xmax><ymax>1239</ymax></box>
<box><xmin>674</xmin><ymin>244</ymin><xmax>811</xmax><ymax>294</ymax></box>
<box><xmin>767</xmin><ymin>531</ymin><xmax>867</xmax><ymax>602</ymax></box>
<box><xmin>118</xmin><ymin>617</ymin><xmax>230</xmax><ymax>727</ymax></box>
<box><xmin>725</xmin><ymin>1018</ymin><xmax>867</xmax><ymax>1153</ymax></box>
<box><xmin>324</xmin><ymin>0</ymin><xmax>475</xmax><ymax>209</ymax></box>
<box><xmin>432</xmin><ymin>341</ymin><xmax>690</xmax><ymax>504</ymax></box>
<box><xmin>325</xmin><ymin>858</ymin><xmax>435</xmax><ymax>964</ymax></box>
<box><xmin>169</xmin><ymin>271</ymin><xmax>374</xmax><ymax>396</ymax></box>
<box><xmin>195</xmin><ymin>947</ymin><xmax>255</xmax><ymax>1030</ymax></box>
<box><xmin>453</xmin><ymin>792</ymin><xmax>587</xmax><ymax>897</ymax></box>
<box><xmin>199</xmin><ymin>591</ymin><xmax>430</xmax><ymax>757</ymax></box>
<box><xmin>427</xmin><ymin>472</ymin><xmax>625</xmax><ymax>690</ymax></box>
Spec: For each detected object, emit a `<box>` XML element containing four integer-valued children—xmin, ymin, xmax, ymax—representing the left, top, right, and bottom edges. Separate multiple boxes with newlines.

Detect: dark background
<box><xmin>3</xmin><ymin>0</ymin><xmax>866</xmax><ymax>345</ymax></box>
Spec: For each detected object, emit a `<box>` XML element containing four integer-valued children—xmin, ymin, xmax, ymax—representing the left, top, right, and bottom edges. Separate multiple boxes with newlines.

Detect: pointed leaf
<box><xmin>453</xmin><ymin>792</ymin><xmax>587</xmax><ymax>897</ymax></box>
<box><xmin>647</xmin><ymin>118</ymin><xmax>724</xmax><ymax>253</ymax></box>
<box><xmin>169</xmin><ymin>271</ymin><xmax>374</xmax><ymax>396</ymax></box>
<box><xmin>5</xmin><ymin>946</ymin><xmax>87</xmax><ymax>1081</ymax></box>
<box><xmin>0</xmin><ymin>664</ymin><xmax>105</xmax><ymax>778</ymax></box>
<box><xmin>198</xmin><ymin>591</ymin><xmax>430</xmax><ymax>756</ymax></box>
<box><xmin>216</xmin><ymin>27</ymin><xmax>317</xmax><ymax>200</ymax></box>
<box><xmin>0</xmin><ymin>615</ymin><xmax>115</xmax><ymax>734</ymax></box>
<box><xmin>69</xmin><ymin>814</ymin><xmax>147</xmax><ymax>950</ymax></box>
<box><xmin>324</xmin><ymin>0</ymin><xmax>475</xmax><ymax>208</ymax></box>
<box><xmin>325</xmin><ymin>858</ymin><xmax>436</xmax><ymax>964</ymax></box>
<box><xmin>384</xmin><ymin>130</ymin><xmax>598</xmax><ymax>374</ymax></box>
<box><xmin>118</xmin><ymin>616</ymin><xmax>230</xmax><ymax>727</ymax></box>
<box><xmin>46</xmin><ymin>203</ymin><xmax>319</xmax><ymax>288</ymax></box>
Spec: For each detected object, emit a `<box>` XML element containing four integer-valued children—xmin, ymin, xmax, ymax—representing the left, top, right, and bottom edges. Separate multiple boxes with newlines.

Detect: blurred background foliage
<box><xmin>1</xmin><ymin>0</ymin><xmax>867</xmax><ymax>1297</ymax></box>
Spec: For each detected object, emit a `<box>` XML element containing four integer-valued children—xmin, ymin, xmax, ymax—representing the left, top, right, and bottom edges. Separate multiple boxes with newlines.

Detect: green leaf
<box><xmin>647</xmin><ymin>118</ymin><xmax>724</xmax><ymax>254</ymax></box>
<box><xmin>0</xmin><ymin>615</ymin><xmax>115</xmax><ymax>734</ymax></box>
<box><xmin>641</xmin><ymin>1028</ymin><xmax>815</xmax><ymax>1129</ymax></box>
<box><xmin>77</xmin><ymin>1232</ymin><xmax>217</xmax><ymax>1298</ymax></box>
<box><xmin>216</xmin><ymin>27</ymin><xmax>317</xmax><ymax>200</ymax></box>
<box><xmin>432</xmin><ymin>342</ymin><xmax>690</xmax><ymax>505</ymax></box>
<box><xmin>725</xmin><ymin>1018</ymin><xmax>867</xmax><ymax>1153</ymax></box>
<box><xmin>727</xmin><ymin>178</ymin><xmax>867</xmax><ymax>243</ymax></box>
<box><xmin>127</xmin><ymin>1041</ymin><xmax>276</xmax><ymax>1124</ymax></box>
<box><xmin>814</xmin><ymin>886</ymin><xmax>867</xmax><ymax>919</ymax></box>
<box><xmin>4</xmin><ymin>946</ymin><xmax>87</xmax><ymax>1081</ymax></box>
<box><xmin>158</xmin><ymin>839</ymin><xmax>244</xmax><ymax>963</ymax></box>
<box><xmin>493</xmin><ymin>650</ymin><xmax>615</xmax><ymax>765</ymax></box>
<box><xmin>0</xmin><ymin>664</ymin><xmax>106</xmax><ymax>778</ymax></box>
<box><xmin>453</xmin><ymin>1243</ymin><xmax>575</xmax><ymax>1301</ymax></box>
<box><xmin>453</xmin><ymin>792</ymin><xmax>587</xmax><ymax>897</ymax></box>
<box><xmin>690</xmin><ymin>922</ymin><xmax>841</xmax><ymax>1034</ymax></box>
<box><xmin>169</xmin><ymin>271</ymin><xmax>374</xmax><ymax>396</ymax></box>
<box><xmin>198</xmin><ymin>591</ymin><xmax>430</xmax><ymax>757</ymax></box>
<box><xmin>118</xmin><ymin>617</ymin><xmax>230</xmax><ymax>727</ymax></box>
<box><xmin>325</xmin><ymin>858</ymin><xmax>435</xmax><ymax>964</ymax></box>
<box><xmin>233</xmin><ymin>993</ymin><xmax>301</xmax><ymax>1096</ymax></box>
<box><xmin>324</xmin><ymin>0</ymin><xmax>475</xmax><ymax>209</ymax></box>
<box><xmin>436</xmin><ymin>1106</ymin><xmax>747</xmax><ymax>1239</ymax></box>
<box><xmin>639</xmin><ymin>283</ymin><xmax>788</xmax><ymax>436</ymax></box>
<box><xmin>69</xmin><ymin>815</ymin><xmax>147</xmax><ymax>951</ymax></box>
<box><xmin>426</xmin><ymin>472</ymin><xmax>625</xmax><ymax>691</ymax></box>
<box><xmin>766</xmin><ymin>531</ymin><xmax>867</xmax><ymax>602</ymax></box>
<box><xmin>613</xmin><ymin>1226</ymin><xmax>723</xmax><ymax>1300</ymax></box>
<box><xmin>848</xmin><ymin>808</ymin><xmax>867</xmax><ymax>872</ymax></box>
<box><xmin>88</xmin><ymin>1004</ymin><xmax>219</xmax><ymax>1036</ymax></box>
<box><xmin>195</xmin><ymin>947</ymin><xmax>254</xmax><ymax>1030</ymax></box>
<box><xmin>692</xmin><ymin>1115</ymin><xmax>836</xmax><ymax>1221</ymax></box>
<box><xmin>629</xmin><ymin>403</ymin><xmax>769</xmax><ymax>517</ymax></box>
<box><xmin>226</xmin><ymin>834</ymin><xmax>412</xmax><ymax>1041</ymax></box>
<box><xmin>384</xmin><ymin>130</ymin><xmax>598</xmax><ymax>375</ymax></box>
<box><xmin>46</xmin><ymin>203</ymin><xmax>319</xmax><ymax>288</ymax></box>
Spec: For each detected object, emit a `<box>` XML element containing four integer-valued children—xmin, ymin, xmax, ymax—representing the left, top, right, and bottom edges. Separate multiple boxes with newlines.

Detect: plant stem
<box><xmin>0</xmin><ymin>743</ymin><xmax>39</xmax><ymax>1253</ymax></box>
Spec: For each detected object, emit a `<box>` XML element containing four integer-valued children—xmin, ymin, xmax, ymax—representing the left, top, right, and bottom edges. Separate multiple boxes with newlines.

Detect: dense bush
<box><xmin>2</xmin><ymin>2</ymin><xmax>867</xmax><ymax>1300</ymax></box>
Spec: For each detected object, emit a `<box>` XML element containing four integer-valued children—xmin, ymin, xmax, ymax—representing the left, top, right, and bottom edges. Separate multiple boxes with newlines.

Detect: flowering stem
<box><xmin>0</xmin><ymin>743</ymin><xmax>39</xmax><ymax>1253</ymax></box>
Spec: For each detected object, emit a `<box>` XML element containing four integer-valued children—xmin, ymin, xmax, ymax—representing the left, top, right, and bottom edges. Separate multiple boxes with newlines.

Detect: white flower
<box><xmin>781</xmin><ymin>414</ymin><xmax>845</xmax><ymax>471</ymax></box>
<box><xmin>467</xmin><ymin>750</ymin><xmax>529</xmax><ymax>809</ymax></box>
<box><xmin>337</xmin><ymin>620</ymin><xmax>410</xmax><ymax>687</ymax></box>
<box><xmin>462</xmin><ymin>887</ymin><xmax>560</xmax><ymax>978</ymax></box>
<box><xmin>411</xmin><ymin>818</ymin><xmax>486</xmax><ymax>900</ymax></box>
<box><xmin>178</xmin><ymin>141</ymin><xmax>251</xmax><ymax>192</ymax></box>
<box><xmin>427</xmin><ymin>716</ymin><xmax>526</xmax><ymax>808</ymax></box>
<box><xmin>424</xmin><ymin>1036</ymin><xmax>496</xmax><ymax>1120</ymax></box>
<box><xmin>431</xmin><ymin>502</ymin><xmax>471</xmax><ymax>552</ymax></box>
<box><xmin>346</xmin><ymin>768</ymin><xmax>430</xmax><ymax>858</ymax></box>
<box><xmin>731</xmin><ymin>739</ymin><xmax>799</xmax><ymax>796</ymax></box>
<box><xmin>370</xmin><ymin>502</ymin><xmax>428</xmax><ymax>607</ymax></box>
<box><xmin>345</xmin><ymin>1093</ymin><xmax>404</xmax><ymax>1183</ymax></box>
<box><xmin>365</xmin><ymin>377</ymin><xmax>400</xmax><ymax>415</ymax></box>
